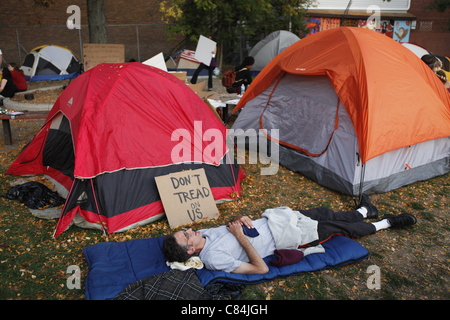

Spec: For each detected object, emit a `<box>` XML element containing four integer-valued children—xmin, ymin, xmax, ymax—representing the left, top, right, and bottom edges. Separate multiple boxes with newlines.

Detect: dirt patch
<box><xmin>10</xmin><ymin>88</ymin><xmax>65</xmax><ymax>105</ymax></box>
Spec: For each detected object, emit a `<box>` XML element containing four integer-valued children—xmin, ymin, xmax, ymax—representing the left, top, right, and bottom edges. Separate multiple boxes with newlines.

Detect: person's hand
<box><xmin>237</xmin><ymin>215</ymin><xmax>254</xmax><ymax>229</ymax></box>
<box><xmin>227</xmin><ymin>221</ymin><xmax>245</xmax><ymax>237</ymax></box>
<box><xmin>228</xmin><ymin>215</ymin><xmax>254</xmax><ymax>229</ymax></box>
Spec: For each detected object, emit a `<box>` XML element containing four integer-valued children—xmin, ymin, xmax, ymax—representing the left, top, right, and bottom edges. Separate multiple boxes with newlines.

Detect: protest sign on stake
<box><xmin>155</xmin><ymin>168</ymin><xmax>219</xmax><ymax>228</ymax></box>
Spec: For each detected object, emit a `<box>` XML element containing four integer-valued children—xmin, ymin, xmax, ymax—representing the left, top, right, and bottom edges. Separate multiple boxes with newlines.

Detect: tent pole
<box><xmin>225</xmin><ymin>151</ymin><xmax>241</xmax><ymax>202</ymax></box>
<box><xmin>90</xmin><ymin>179</ymin><xmax>108</xmax><ymax>237</ymax></box>
<box><xmin>52</xmin><ymin>178</ymin><xmax>76</xmax><ymax>238</ymax></box>
<box><xmin>357</xmin><ymin>163</ymin><xmax>366</xmax><ymax>205</ymax></box>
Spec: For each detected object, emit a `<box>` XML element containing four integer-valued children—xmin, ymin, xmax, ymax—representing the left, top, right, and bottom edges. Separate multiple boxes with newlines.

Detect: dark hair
<box><xmin>162</xmin><ymin>233</ymin><xmax>192</xmax><ymax>262</ymax></box>
<box><xmin>436</xmin><ymin>70</ymin><xmax>447</xmax><ymax>84</ymax></box>
<box><xmin>242</xmin><ymin>56</ymin><xmax>255</xmax><ymax>67</ymax></box>
<box><xmin>2</xmin><ymin>67</ymin><xmax>12</xmax><ymax>78</ymax></box>
<box><xmin>422</xmin><ymin>54</ymin><xmax>442</xmax><ymax>69</ymax></box>
<box><xmin>8</xmin><ymin>63</ymin><xmax>24</xmax><ymax>74</ymax></box>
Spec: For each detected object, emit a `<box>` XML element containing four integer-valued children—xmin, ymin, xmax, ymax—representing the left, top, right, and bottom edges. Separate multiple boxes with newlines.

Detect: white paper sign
<box><xmin>142</xmin><ymin>52</ymin><xmax>167</xmax><ymax>71</ymax></box>
<box><xmin>194</xmin><ymin>35</ymin><xmax>217</xmax><ymax>66</ymax></box>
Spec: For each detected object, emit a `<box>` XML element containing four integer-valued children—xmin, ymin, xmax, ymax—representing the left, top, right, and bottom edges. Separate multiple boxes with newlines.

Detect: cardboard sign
<box><xmin>83</xmin><ymin>44</ymin><xmax>125</xmax><ymax>71</ymax></box>
<box><xmin>194</xmin><ymin>35</ymin><xmax>216</xmax><ymax>66</ymax></box>
<box><xmin>155</xmin><ymin>169</ymin><xmax>219</xmax><ymax>228</ymax></box>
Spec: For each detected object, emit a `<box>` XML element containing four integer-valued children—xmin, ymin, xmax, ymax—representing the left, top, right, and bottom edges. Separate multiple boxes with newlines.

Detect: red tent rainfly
<box><xmin>6</xmin><ymin>63</ymin><xmax>244</xmax><ymax>236</ymax></box>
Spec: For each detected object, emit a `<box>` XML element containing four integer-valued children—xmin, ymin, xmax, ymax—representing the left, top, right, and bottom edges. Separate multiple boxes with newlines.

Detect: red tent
<box><xmin>6</xmin><ymin>63</ymin><xmax>244</xmax><ymax>236</ymax></box>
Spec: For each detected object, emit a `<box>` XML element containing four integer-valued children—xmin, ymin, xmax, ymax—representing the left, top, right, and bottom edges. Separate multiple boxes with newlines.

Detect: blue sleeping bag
<box><xmin>83</xmin><ymin>235</ymin><xmax>369</xmax><ymax>300</ymax></box>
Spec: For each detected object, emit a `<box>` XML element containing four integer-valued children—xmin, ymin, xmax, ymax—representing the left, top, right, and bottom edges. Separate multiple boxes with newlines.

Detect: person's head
<box><xmin>422</xmin><ymin>54</ymin><xmax>442</xmax><ymax>72</ymax></box>
<box><xmin>162</xmin><ymin>228</ymin><xmax>204</xmax><ymax>262</ymax></box>
<box><xmin>8</xmin><ymin>63</ymin><xmax>20</xmax><ymax>72</ymax></box>
<box><xmin>242</xmin><ymin>56</ymin><xmax>255</xmax><ymax>69</ymax></box>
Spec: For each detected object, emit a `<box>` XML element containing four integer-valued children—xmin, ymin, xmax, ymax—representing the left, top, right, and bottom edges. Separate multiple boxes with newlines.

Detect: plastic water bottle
<box><xmin>241</xmin><ymin>84</ymin><xmax>245</xmax><ymax>96</ymax></box>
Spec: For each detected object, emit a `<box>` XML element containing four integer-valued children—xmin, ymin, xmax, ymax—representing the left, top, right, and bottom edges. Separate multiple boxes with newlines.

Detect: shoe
<box><xmin>358</xmin><ymin>194</ymin><xmax>378</xmax><ymax>219</ymax></box>
<box><xmin>382</xmin><ymin>213</ymin><xmax>417</xmax><ymax>228</ymax></box>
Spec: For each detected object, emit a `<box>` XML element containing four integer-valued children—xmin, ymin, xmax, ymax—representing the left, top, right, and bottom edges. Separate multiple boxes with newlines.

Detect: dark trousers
<box><xmin>190</xmin><ymin>63</ymin><xmax>214</xmax><ymax>89</ymax></box>
<box><xmin>299</xmin><ymin>207</ymin><xmax>377</xmax><ymax>246</ymax></box>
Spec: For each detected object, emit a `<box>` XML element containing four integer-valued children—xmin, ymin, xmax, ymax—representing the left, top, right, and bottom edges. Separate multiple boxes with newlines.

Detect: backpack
<box><xmin>221</xmin><ymin>70</ymin><xmax>236</xmax><ymax>88</ymax></box>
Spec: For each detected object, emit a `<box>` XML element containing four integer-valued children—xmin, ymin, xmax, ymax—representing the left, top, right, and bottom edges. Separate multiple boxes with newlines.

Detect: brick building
<box><xmin>0</xmin><ymin>0</ymin><xmax>448</xmax><ymax>69</ymax></box>
<box><xmin>0</xmin><ymin>0</ymin><xmax>183</xmax><ymax>66</ymax></box>
<box><xmin>408</xmin><ymin>0</ymin><xmax>450</xmax><ymax>54</ymax></box>
<box><xmin>305</xmin><ymin>0</ymin><xmax>450</xmax><ymax>55</ymax></box>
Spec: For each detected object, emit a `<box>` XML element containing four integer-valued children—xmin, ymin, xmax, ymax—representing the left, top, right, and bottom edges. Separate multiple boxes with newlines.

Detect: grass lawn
<box><xmin>0</xmin><ymin>87</ymin><xmax>449</xmax><ymax>300</ymax></box>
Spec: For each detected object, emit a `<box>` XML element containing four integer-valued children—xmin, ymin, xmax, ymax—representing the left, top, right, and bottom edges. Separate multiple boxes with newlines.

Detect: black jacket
<box><xmin>231</xmin><ymin>65</ymin><xmax>253</xmax><ymax>88</ymax></box>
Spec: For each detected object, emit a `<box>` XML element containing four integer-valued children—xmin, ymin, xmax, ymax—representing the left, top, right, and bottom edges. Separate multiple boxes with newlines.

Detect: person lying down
<box><xmin>162</xmin><ymin>196</ymin><xmax>417</xmax><ymax>275</ymax></box>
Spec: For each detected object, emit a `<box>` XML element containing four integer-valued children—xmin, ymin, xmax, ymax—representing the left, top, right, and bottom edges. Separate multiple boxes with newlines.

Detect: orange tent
<box><xmin>232</xmin><ymin>27</ymin><xmax>450</xmax><ymax>195</ymax></box>
<box><xmin>234</xmin><ymin>27</ymin><xmax>450</xmax><ymax>165</ymax></box>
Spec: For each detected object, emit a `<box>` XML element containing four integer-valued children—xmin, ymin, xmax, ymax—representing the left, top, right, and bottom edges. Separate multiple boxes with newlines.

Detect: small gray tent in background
<box><xmin>249</xmin><ymin>30</ymin><xmax>300</xmax><ymax>72</ymax></box>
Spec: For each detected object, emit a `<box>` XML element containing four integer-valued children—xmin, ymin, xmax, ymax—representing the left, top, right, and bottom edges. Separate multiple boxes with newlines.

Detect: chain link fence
<box><xmin>0</xmin><ymin>23</ymin><xmax>183</xmax><ymax>67</ymax></box>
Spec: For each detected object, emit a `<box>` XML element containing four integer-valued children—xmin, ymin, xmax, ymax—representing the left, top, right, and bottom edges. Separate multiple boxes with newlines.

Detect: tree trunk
<box><xmin>87</xmin><ymin>0</ymin><xmax>108</xmax><ymax>43</ymax></box>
